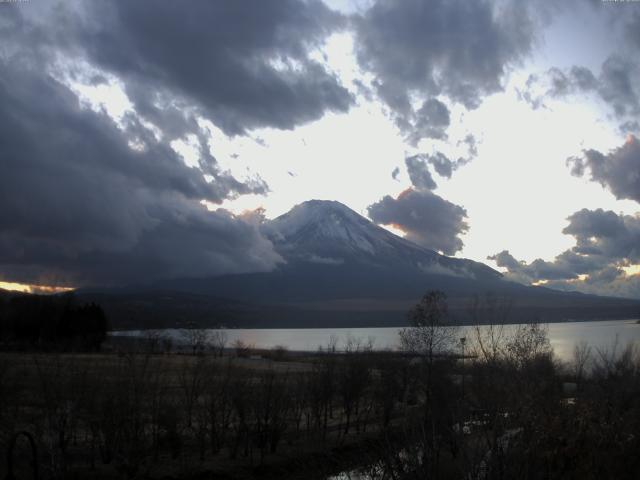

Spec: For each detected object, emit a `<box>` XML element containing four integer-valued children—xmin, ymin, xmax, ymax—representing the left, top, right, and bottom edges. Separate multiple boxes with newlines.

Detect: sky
<box><xmin>1</xmin><ymin>0</ymin><xmax>640</xmax><ymax>298</ymax></box>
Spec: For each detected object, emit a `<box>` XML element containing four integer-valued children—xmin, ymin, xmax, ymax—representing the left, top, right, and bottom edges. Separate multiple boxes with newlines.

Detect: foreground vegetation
<box><xmin>1</xmin><ymin>292</ymin><xmax>640</xmax><ymax>479</ymax></box>
<box><xmin>0</xmin><ymin>292</ymin><xmax>108</xmax><ymax>351</ymax></box>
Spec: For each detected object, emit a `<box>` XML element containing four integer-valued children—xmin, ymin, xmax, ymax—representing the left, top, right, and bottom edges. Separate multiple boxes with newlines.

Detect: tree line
<box><xmin>0</xmin><ymin>292</ymin><xmax>108</xmax><ymax>350</ymax></box>
<box><xmin>0</xmin><ymin>339</ymin><xmax>417</xmax><ymax>479</ymax></box>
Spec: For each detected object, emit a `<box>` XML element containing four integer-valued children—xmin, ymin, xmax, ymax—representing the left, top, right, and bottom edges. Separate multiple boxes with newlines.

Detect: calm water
<box><xmin>112</xmin><ymin>319</ymin><xmax>640</xmax><ymax>362</ymax></box>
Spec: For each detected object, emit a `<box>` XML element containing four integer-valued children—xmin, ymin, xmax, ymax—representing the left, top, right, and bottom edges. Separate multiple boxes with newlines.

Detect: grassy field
<box><xmin>4</xmin><ymin>322</ymin><xmax>640</xmax><ymax>479</ymax></box>
<box><xmin>0</xmin><ymin>344</ymin><xmax>426</xmax><ymax>480</ymax></box>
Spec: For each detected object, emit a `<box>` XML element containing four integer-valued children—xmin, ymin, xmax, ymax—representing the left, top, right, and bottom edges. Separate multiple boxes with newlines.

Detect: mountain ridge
<box><xmin>263</xmin><ymin>199</ymin><xmax>502</xmax><ymax>282</ymax></box>
<box><xmin>77</xmin><ymin>199</ymin><xmax>640</xmax><ymax>329</ymax></box>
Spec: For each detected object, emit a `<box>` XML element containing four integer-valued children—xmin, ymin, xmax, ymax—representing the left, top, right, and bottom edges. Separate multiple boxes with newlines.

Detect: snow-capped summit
<box><xmin>264</xmin><ymin>199</ymin><xmax>500</xmax><ymax>280</ymax></box>
<box><xmin>266</xmin><ymin>200</ymin><xmax>373</xmax><ymax>244</ymax></box>
<box><xmin>265</xmin><ymin>199</ymin><xmax>410</xmax><ymax>259</ymax></box>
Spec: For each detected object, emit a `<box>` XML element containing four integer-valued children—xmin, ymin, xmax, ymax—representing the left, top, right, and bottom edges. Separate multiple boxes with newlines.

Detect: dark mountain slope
<box><xmin>80</xmin><ymin>200</ymin><xmax>640</xmax><ymax>328</ymax></box>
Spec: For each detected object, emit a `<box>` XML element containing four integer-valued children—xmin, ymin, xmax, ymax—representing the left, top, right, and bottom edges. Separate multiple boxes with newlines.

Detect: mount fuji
<box><xmin>263</xmin><ymin>199</ymin><xmax>499</xmax><ymax>280</ymax></box>
<box><xmin>81</xmin><ymin>200</ymin><xmax>640</xmax><ymax>329</ymax></box>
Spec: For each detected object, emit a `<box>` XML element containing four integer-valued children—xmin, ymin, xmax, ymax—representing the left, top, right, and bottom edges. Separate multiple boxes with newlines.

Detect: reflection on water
<box><xmin>112</xmin><ymin>319</ymin><xmax>640</xmax><ymax>362</ymax></box>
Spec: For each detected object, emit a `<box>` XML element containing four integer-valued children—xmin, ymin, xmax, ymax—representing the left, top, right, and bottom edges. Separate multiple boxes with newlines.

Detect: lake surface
<box><xmin>111</xmin><ymin>319</ymin><xmax>640</xmax><ymax>362</ymax></box>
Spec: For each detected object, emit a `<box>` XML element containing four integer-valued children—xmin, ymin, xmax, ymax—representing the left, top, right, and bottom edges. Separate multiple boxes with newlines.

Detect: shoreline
<box><xmin>108</xmin><ymin>316</ymin><xmax>640</xmax><ymax>333</ymax></box>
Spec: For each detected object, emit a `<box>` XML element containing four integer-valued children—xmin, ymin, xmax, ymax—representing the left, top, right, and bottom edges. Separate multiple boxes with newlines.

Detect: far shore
<box><xmin>108</xmin><ymin>315</ymin><xmax>640</xmax><ymax>332</ymax></box>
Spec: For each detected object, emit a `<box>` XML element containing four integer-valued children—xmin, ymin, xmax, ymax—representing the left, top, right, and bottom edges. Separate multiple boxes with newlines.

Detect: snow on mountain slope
<box><xmin>263</xmin><ymin>200</ymin><xmax>501</xmax><ymax>281</ymax></box>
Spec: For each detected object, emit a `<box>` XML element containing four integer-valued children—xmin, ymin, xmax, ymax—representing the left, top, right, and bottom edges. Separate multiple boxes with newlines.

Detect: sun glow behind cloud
<box><xmin>48</xmin><ymin>22</ymin><xmax>637</xmax><ymax>271</ymax></box>
<box><xmin>215</xmin><ymin>27</ymin><xmax>639</xmax><ymax>275</ymax></box>
<box><xmin>0</xmin><ymin>281</ymin><xmax>74</xmax><ymax>295</ymax></box>
<box><xmin>441</xmin><ymin>76</ymin><xmax>637</xmax><ymax>267</ymax></box>
<box><xmin>623</xmin><ymin>264</ymin><xmax>640</xmax><ymax>277</ymax></box>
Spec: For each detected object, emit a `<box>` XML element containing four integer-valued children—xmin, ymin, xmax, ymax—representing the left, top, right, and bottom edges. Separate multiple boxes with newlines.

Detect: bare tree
<box><xmin>318</xmin><ymin>334</ymin><xmax>338</xmax><ymax>354</ymax></box>
<box><xmin>593</xmin><ymin>336</ymin><xmax>638</xmax><ymax>379</ymax></box>
<box><xmin>309</xmin><ymin>346</ymin><xmax>337</xmax><ymax>440</ymax></box>
<box><xmin>33</xmin><ymin>354</ymin><xmax>88</xmax><ymax>477</ymax></box>
<box><xmin>400</xmin><ymin>290</ymin><xmax>458</xmax><ymax>361</ymax></box>
<box><xmin>180</xmin><ymin>327</ymin><xmax>210</xmax><ymax>355</ymax></box>
<box><xmin>210</xmin><ymin>330</ymin><xmax>228</xmax><ymax>358</ymax></box>
<box><xmin>398</xmin><ymin>290</ymin><xmax>459</xmax><ymax>477</ymax></box>
<box><xmin>339</xmin><ymin>337</ymin><xmax>371</xmax><ymax>436</ymax></box>
<box><xmin>250</xmin><ymin>369</ymin><xmax>291</xmax><ymax>462</ymax></box>
<box><xmin>206</xmin><ymin>361</ymin><xmax>234</xmax><ymax>455</ymax></box>
<box><xmin>505</xmin><ymin>322</ymin><xmax>552</xmax><ymax>368</ymax></box>
<box><xmin>573</xmin><ymin>340</ymin><xmax>592</xmax><ymax>384</ymax></box>
<box><xmin>468</xmin><ymin>293</ymin><xmax>512</xmax><ymax>363</ymax></box>
<box><xmin>177</xmin><ymin>356</ymin><xmax>208</xmax><ymax>431</ymax></box>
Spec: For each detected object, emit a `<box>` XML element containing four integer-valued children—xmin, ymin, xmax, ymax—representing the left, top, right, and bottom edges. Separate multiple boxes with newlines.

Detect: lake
<box><xmin>111</xmin><ymin>319</ymin><xmax>640</xmax><ymax>362</ymax></box>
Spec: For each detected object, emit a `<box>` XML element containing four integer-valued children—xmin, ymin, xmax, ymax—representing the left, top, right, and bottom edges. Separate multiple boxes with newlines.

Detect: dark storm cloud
<box><xmin>488</xmin><ymin>250</ymin><xmax>523</xmax><ymax>271</ymax></box>
<box><xmin>426</xmin><ymin>152</ymin><xmax>456</xmax><ymax>179</ymax></box>
<box><xmin>387</xmin><ymin>134</ymin><xmax>476</xmax><ymax>251</ymax></box>
<box><xmin>546</xmin><ymin>68</ymin><xmax>571</xmax><ymax>97</ymax></box>
<box><xmin>546</xmin><ymin>66</ymin><xmax>598</xmax><ymax>97</ymax></box>
<box><xmin>563</xmin><ymin>209</ymin><xmax>640</xmax><ymax>262</ymax></box>
<box><xmin>523</xmin><ymin>57</ymin><xmax>639</xmax><ymax>119</ymax></box>
<box><xmin>404</xmin><ymin>148</ymin><xmax>474</xmax><ymax>191</ymax></box>
<box><xmin>70</xmin><ymin>0</ymin><xmax>354</xmax><ymax>136</ymax></box>
<box><xmin>5</xmin><ymin>0</ymin><xmax>353</xmax><ymax>139</ymax></box>
<box><xmin>570</xmin><ymin>66</ymin><xmax>599</xmax><ymax>92</ymax></box>
<box><xmin>460</xmin><ymin>134</ymin><xmax>479</xmax><ymax>158</ymax></box>
<box><xmin>625</xmin><ymin>11</ymin><xmax>640</xmax><ymax>48</ymax></box>
<box><xmin>408</xmin><ymin>98</ymin><xmax>451</xmax><ymax>143</ymax></box>
<box><xmin>0</xmin><ymin>57</ymin><xmax>281</xmax><ymax>287</ymax></box>
<box><xmin>619</xmin><ymin>120</ymin><xmax>640</xmax><ymax>135</ymax></box>
<box><xmin>544</xmin><ymin>70</ymin><xmax>640</xmax><ymax>295</ymax></box>
<box><xmin>584</xmin><ymin>265</ymin><xmax>625</xmax><ymax>284</ymax></box>
<box><xmin>599</xmin><ymin>56</ymin><xmax>640</xmax><ymax>117</ymax></box>
<box><xmin>489</xmin><ymin>250</ymin><xmax>607</xmax><ymax>282</ymax></box>
<box><xmin>568</xmin><ymin>135</ymin><xmax>640</xmax><ymax>203</ymax></box>
<box><xmin>354</xmin><ymin>0</ymin><xmax>536</xmax><ymax>141</ymax></box>
<box><xmin>490</xmin><ymin>209</ymin><xmax>640</xmax><ymax>298</ymax></box>
<box><xmin>0</xmin><ymin>0</ymin><xmax>362</xmax><ymax>287</ymax></box>
<box><xmin>405</xmin><ymin>155</ymin><xmax>438</xmax><ymax>191</ymax></box>
<box><xmin>544</xmin><ymin>274</ymin><xmax>640</xmax><ymax>299</ymax></box>
<box><xmin>367</xmin><ymin>189</ymin><xmax>469</xmax><ymax>255</ymax></box>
